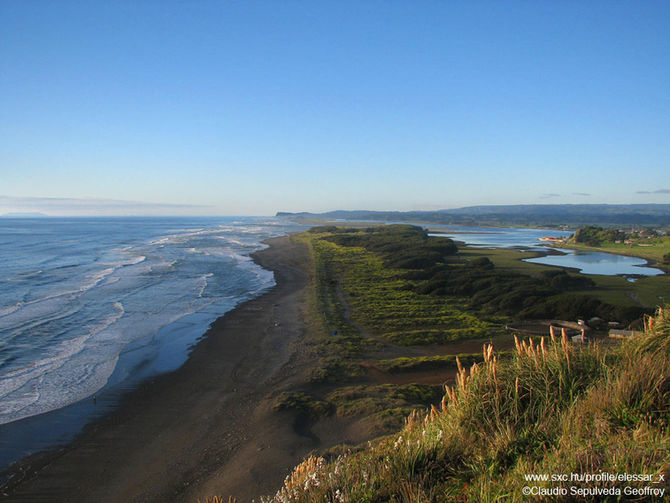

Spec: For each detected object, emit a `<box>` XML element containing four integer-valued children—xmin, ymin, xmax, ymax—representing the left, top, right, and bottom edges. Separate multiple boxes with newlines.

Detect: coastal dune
<box><xmin>3</xmin><ymin>236</ymin><xmax>317</xmax><ymax>502</ymax></box>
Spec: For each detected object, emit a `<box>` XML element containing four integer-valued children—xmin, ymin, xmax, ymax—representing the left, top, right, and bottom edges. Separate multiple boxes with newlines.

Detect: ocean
<box><xmin>0</xmin><ymin>216</ymin><xmax>303</xmax><ymax>471</ymax></box>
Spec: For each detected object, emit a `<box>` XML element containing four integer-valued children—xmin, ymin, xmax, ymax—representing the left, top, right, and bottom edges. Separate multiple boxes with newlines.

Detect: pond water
<box><xmin>429</xmin><ymin>225</ymin><xmax>664</xmax><ymax>277</ymax></box>
<box><xmin>525</xmin><ymin>249</ymin><xmax>663</xmax><ymax>276</ymax></box>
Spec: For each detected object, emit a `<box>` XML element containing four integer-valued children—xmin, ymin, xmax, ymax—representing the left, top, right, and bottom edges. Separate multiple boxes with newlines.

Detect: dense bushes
<box><xmin>407</xmin><ymin>261</ymin><xmax>630</xmax><ymax>322</ymax></box>
<box><xmin>324</xmin><ymin>225</ymin><xmax>457</xmax><ymax>270</ymax></box>
<box><xmin>539</xmin><ymin>269</ymin><xmax>594</xmax><ymax>289</ymax></box>
<box><xmin>519</xmin><ymin>294</ymin><xmax>649</xmax><ymax>322</ymax></box>
<box><xmin>573</xmin><ymin>225</ymin><xmax>627</xmax><ymax>246</ymax></box>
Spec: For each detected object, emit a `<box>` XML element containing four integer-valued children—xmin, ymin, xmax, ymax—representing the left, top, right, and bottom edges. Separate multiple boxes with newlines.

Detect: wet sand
<box><xmin>2</xmin><ymin>236</ymin><xmax>321</xmax><ymax>502</ymax></box>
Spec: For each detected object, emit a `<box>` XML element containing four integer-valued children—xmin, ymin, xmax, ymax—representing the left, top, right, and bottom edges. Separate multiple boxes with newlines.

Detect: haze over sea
<box><xmin>0</xmin><ymin>217</ymin><xmax>302</xmax><ymax>427</ymax></box>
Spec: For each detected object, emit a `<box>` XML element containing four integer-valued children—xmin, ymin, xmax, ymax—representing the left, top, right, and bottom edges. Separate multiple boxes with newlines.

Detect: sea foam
<box><xmin>0</xmin><ymin>217</ymin><xmax>300</xmax><ymax>425</ymax></box>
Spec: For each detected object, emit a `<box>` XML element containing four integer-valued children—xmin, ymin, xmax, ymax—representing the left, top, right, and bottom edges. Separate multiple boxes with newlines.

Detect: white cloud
<box><xmin>0</xmin><ymin>195</ymin><xmax>212</xmax><ymax>216</ymax></box>
<box><xmin>636</xmin><ymin>189</ymin><xmax>670</xmax><ymax>195</ymax></box>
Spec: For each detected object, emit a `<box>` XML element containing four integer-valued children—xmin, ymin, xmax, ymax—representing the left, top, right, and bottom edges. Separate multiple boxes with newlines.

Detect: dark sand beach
<box><xmin>2</xmin><ymin>236</ymin><xmax>321</xmax><ymax>502</ymax></box>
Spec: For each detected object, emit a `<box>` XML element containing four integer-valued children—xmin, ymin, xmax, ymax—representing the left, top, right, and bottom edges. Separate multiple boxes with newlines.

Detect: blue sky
<box><xmin>1</xmin><ymin>1</ymin><xmax>669</xmax><ymax>215</ymax></box>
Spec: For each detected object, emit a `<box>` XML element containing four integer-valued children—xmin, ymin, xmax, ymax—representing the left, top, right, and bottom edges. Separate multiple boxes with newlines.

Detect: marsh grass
<box><xmin>374</xmin><ymin>354</ymin><xmax>483</xmax><ymax>373</ymax></box>
<box><xmin>273</xmin><ymin>392</ymin><xmax>333</xmax><ymax>419</ymax></box>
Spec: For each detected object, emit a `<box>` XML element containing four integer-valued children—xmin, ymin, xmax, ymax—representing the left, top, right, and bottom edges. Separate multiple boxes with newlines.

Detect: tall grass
<box><xmin>256</xmin><ymin>306</ymin><xmax>669</xmax><ymax>502</ymax></box>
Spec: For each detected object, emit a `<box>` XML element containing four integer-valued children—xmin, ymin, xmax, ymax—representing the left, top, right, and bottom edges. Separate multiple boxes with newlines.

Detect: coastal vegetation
<box><xmin>315</xmin><ymin>225</ymin><xmax>649</xmax><ymax>325</ymax></box>
<box><xmin>207</xmin><ymin>225</ymin><xmax>668</xmax><ymax>501</ymax></box>
<box><xmin>373</xmin><ymin>354</ymin><xmax>484</xmax><ymax>374</ymax></box>
<box><xmin>462</xmin><ymin>246</ymin><xmax>670</xmax><ymax>309</ymax></box>
<box><xmin>572</xmin><ymin>225</ymin><xmax>628</xmax><ymax>246</ymax></box>
<box><xmin>259</xmin><ymin>306</ymin><xmax>670</xmax><ymax>502</ymax></box>
<box><xmin>268</xmin><ymin>225</ymin><xmax>655</xmax><ymax>441</ymax></box>
<box><xmin>273</xmin><ymin>226</ymin><xmax>513</xmax><ymax>436</ymax></box>
<box><xmin>302</xmin><ymin>226</ymin><xmax>500</xmax><ymax>370</ymax></box>
<box><xmin>555</xmin><ymin>225</ymin><xmax>670</xmax><ymax>266</ymax></box>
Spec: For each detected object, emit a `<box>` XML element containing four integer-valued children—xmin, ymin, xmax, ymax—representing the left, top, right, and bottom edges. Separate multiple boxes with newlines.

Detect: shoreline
<box><xmin>550</xmin><ymin>242</ymin><xmax>669</xmax><ymax>271</ymax></box>
<box><xmin>495</xmin><ymin>243</ymin><xmax>666</xmax><ymax>277</ymax></box>
<box><xmin>0</xmin><ymin>304</ymin><xmax>226</xmax><ymax>477</ymax></box>
<box><xmin>1</xmin><ymin>235</ymin><xmax>319</xmax><ymax>502</ymax></box>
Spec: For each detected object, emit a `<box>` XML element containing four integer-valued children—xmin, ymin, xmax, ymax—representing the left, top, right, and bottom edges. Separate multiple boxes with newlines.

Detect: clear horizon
<box><xmin>2</xmin><ymin>197</ymin><xmax>670</xmax><ymax>218</ymax></box>
<box><xmin>1</xmin><ymin>1</ymin><xmax>669</xmax><ymax>216</ymax></box>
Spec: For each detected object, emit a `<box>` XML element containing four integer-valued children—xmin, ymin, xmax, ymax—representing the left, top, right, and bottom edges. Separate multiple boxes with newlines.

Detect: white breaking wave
<box><xmin>0</xmin><ymin>301</ymin><xmax>24</xmax><ymax>318</ymax></box>
<box><xmin>0</xmin><ymin>301</ymin><xmax>126</xmax><ymax>425</ymax></box>
<box><xmin>196</xmin><ymin>273</ymin><xmax>213</xmax><ymax>299</ymax></box>
<box><xmin>0</xmin><ymin>217</ymin><xmax>301</xmax><ymax>426</ymax></box>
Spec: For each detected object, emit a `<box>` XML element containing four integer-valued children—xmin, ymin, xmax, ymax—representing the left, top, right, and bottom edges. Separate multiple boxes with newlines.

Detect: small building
<box><xmin>608</xmin><ymin>329</ymin><xmax>644</xmax><ymax>339</ymax></box>
<box><xmin>506</xmin><ymin>319</ymin><xmax>585</xmax><ymax>337</ymax></box>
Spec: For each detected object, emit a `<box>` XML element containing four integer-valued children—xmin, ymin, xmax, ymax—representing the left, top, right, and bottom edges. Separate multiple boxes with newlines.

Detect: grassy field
<box><xmin>572</xmin><ymin>274</ymin><xmax>670</xmax><ymax>309</ymax></box>
<box><xmin>460</xmin><ymin>247</ymin><xmax>558</xmax><ymax>277</ymax></box>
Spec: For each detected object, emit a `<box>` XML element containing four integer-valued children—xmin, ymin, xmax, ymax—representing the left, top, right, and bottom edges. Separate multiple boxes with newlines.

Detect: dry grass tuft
<box><xmin>198</xmin><ymin>497</ymin><xmax>237</xmax><ymax>503</ymax></box>
<box><xmin>216</xmin><ymin>306</ymin><xmax>670</xmax><ymax>502</ymax></box>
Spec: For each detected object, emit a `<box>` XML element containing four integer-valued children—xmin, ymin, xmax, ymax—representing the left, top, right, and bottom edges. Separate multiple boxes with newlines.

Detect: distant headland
<box><xmin>278</xmin><ymin>204</ymin><xmax>670</xmax><ymax>227</ymax></box>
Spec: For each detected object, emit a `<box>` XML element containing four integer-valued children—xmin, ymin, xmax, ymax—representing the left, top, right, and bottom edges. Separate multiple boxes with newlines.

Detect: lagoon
<box><xmin>525</xmin><ymin>249</ymin><xmax>664</xmax><ymax>276</ymax></box>
<box><xmin>429</xmin><ymin>225</ymin><xmax>664</xmax><ymax>277</ymax></box>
